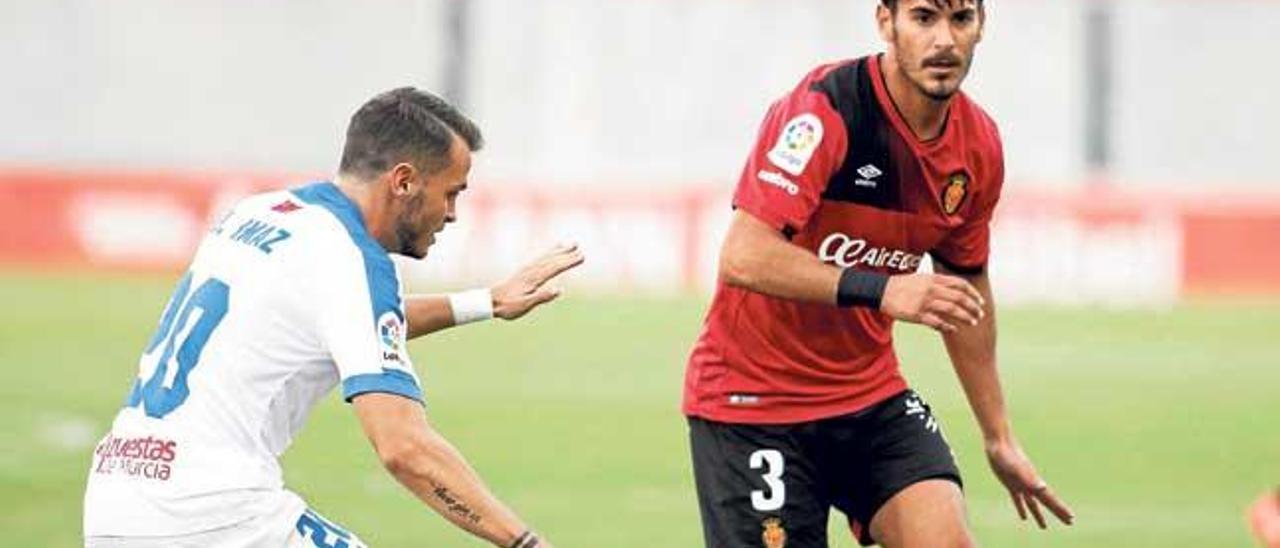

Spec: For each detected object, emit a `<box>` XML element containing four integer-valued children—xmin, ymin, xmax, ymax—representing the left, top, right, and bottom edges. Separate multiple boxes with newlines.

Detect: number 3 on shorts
<box><xmin>749</xmin><ymin>449</ymin><xmax>786</xmax><ymax>511</ymax></box>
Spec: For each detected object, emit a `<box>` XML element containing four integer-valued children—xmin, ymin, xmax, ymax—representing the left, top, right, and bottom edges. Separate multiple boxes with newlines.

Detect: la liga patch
<box><xmin>767</xmin><ymin>113</ymin><xmax>824</xmax><ymax>176</ymax></box>
<box><xmin>378</xmin><ymin>311</ymin><xmax>407</xmax><ymax>367</ymax></box>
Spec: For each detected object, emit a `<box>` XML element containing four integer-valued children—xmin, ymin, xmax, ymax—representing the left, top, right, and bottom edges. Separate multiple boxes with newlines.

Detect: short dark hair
<box><xmin>338</xmin><ymin>87</ymin><xmax>483</xmax><ymax>179</ymax></box>
<box><xmin>881</xmin><ymin>0</ymin><xmax>984</xmax><ymax>11</ymax></box>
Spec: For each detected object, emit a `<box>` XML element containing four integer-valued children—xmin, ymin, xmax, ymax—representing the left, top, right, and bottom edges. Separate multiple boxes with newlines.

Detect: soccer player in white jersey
<box><xmin>83</xmin><ymin>88</ymin><xmax>582</xmax><ymax>548</ymax></box>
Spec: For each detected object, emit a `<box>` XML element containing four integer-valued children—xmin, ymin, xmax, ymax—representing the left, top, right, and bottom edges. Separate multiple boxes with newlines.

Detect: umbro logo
<box><xmin>855</xmin><ymin>164</ymin><xmax>882</xmax><ymax>188</ymax></box>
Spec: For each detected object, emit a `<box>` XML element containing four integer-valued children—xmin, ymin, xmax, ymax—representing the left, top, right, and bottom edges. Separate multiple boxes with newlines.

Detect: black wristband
<box><xmin>510</xmin><ymin>531</ymin><xmax>539</xmax><ymax>548</ymax></box>
<box><xmin>836</xmin><ymin>268</ymin><xmax>889</xmax><ymax>309</ymax></box>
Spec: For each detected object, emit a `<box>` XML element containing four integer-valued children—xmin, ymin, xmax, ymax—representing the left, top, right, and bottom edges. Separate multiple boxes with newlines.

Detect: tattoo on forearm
<box><xmin>431</xmin><ymin>485</ymin><xmax>483</xmax><ymax>525</ymax></box>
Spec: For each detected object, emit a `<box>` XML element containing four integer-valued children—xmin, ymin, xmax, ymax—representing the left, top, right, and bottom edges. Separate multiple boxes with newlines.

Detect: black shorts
<box><xmin>688</xmin><ymin>389</ymin><xmax>962</xmax><ymax>547</ymax></box>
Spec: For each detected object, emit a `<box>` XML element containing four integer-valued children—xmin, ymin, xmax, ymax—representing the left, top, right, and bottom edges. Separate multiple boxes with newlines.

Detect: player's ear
<box><xmin>876</xmin><ymin>4</ymin><xmax>895</xmax><ymax>43</ymax></box>
<box><xmin>387</xmin><ymin>162</ymin><xmax>416</xmax><ymax>196</ymax></box>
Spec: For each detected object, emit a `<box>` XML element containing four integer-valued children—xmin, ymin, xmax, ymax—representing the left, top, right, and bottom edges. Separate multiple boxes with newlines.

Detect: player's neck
<box><xmin>880</xmin><ymin>54</ymin><xmax>953</xmax><ymax>142</ymax></box>
<box><xmin>333</xmin><ymin>175</ymin><xmax>396</xmax><ymax>251</ymax></box>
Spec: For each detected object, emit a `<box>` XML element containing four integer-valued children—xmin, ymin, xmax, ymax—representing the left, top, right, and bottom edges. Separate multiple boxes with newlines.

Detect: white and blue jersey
<box><xmin>84</xmin><ymin>181</ymin><xmax>421</xmax><ymax>540</ymax></box>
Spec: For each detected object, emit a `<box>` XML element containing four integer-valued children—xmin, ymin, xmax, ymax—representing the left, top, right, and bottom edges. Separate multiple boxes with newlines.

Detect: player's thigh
<box><xmin>287</xmin><ymin>506</ymin><xmax>370</xmax><ymax>548</ymax></box>
<box><xmin>688</xmin><ymin>417</ymin><xmax>829</xmax><ymax>548</ymax></box>
<box><xmin>827</xmin><ymin>390</ymin><xmax>967</xmax><ymax>546</ymax></box>
<box><xmin>869</xmin><ymin>479</ymin><xmax>971</xmax><ymax>548</ymax></box>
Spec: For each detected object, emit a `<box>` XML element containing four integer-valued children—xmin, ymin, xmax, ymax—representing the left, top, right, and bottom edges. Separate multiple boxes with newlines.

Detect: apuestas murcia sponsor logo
<box><xmin>92</xmin><ymin>434</ymin><xmax>179</xmax><ymax>481</ymax></box>
<box><xmin>818</xmin><ymin>232</ymin><xmax>923</xmax><ymax>272</ymax></box>
<box><xmin>757</xmin><ymin>170</ymin><xmax>800</xmax><ymax>196</ymax></box>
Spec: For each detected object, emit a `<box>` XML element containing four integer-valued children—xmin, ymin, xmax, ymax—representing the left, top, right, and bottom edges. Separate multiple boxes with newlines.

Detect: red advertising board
<box><xmin>2</xmin><ymin>168</ymin><xmax>1277</xmax><ymax>302</ymax></box>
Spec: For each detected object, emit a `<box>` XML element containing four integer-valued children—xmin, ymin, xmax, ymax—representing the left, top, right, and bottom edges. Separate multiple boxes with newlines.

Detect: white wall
<box><xmin>1110</xmin><ymin>0</ymin><xmax>1276</xmax><ymax>186</ymax></box>
<box><xmin>1</xmin><ymin>0</ymin><xmax>446</xmax><ymax>172</ymax></box>
<box><xmin>469</xmin><ymin>0</ymin><xmax>1089</xmax><ymax>188</ymax></box>
<box><xmin>1</xmin><ymin>0</ymin><xmax>1275</xmax><ymax>187</ymax></box>
<box><xmin>467</xmin><ymin>0</ymin><xmax>868</xmax><ymax>186</ymax></box>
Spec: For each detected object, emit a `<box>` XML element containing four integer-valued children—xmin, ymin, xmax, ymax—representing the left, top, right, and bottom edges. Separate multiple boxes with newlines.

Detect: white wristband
<box><xmin>448</xmin><ymin>289</ymin><xmax>494</xmax><ymax>325</ymax></box>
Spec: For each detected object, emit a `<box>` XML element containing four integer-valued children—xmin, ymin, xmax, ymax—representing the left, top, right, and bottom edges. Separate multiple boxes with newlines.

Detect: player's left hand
<box><xmin>986</xmin><ymin>439</ymin><xmax>1074</xmax><ymax>529</ymax></box>
<box><xmin>1249</xmin><ymin>488</ymin><xmax>1280</xmax><ymax>547</ymax></box>
<box><xmin>491</xmin><ymin>242</ymin><xmax>585</xmax><ymax>320</ymax></box>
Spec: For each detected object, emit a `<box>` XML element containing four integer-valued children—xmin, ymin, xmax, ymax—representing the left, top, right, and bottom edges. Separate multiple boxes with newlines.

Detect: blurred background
<box><xmin>2</xmin><ymin>1</ymin><xmax>1277</xmax><ymax>546</ymax></box>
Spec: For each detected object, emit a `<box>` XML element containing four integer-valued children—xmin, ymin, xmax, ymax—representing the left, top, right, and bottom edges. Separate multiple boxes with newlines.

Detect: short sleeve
<box><xmin>732</xmin><ymin>89</ymin><xmax>848</xmax><ymax>233</ymax></box>
<box><xmin>931</xmin><ymin>139</ymin><xmax>1005</xmax><ymax>273</ymax></box>
<box><xmin>314</xmin><ymin>241</ymin><xmax>423</xmax><ymax>404</ymax></box>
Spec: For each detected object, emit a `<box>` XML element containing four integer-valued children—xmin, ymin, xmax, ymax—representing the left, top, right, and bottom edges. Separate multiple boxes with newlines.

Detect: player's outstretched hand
<box><xmin>986</xmin><ymin>440</ymin><xmax>1074</xmax><ymax>529</ymax></box>
<box><xmin>1249</xmin><ymin>488</ymin><xmax>1280</xmax><ymax>547</ymax></box>
<box><xmin>880</xmin><ymin>273</ymin><xmax>985</xmax><ymax>332</ymax></box>
<box><xmin>491</xmin><ymin>242</ymin><xmax>585</xmax><ymax>321</ymax></box>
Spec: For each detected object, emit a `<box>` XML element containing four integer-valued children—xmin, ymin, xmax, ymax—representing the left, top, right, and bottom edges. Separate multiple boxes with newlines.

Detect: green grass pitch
<box><xmin>1</xmin><ymin>270</ymin><xmax>1276</xmax><ymax>546</ymax></box>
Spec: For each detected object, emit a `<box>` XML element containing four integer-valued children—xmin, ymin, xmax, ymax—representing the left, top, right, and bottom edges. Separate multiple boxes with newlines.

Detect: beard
<box><xmin>394</xmin><ymin>192</ymin><xmax>429</xmax><ymax>259</ymax></box>
<box><xmin>916</xmin><ymin>77</ymin><xmax>962</xmax><ymax>102</ymax></box>
<box><xmin>893</xmin><ymin>37</ymin><xmax>971</xmax><ymax>102</ymax></box>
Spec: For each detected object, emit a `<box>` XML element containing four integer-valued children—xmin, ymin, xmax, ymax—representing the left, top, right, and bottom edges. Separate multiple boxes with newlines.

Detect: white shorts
<box><xmin>85</xmin><ymin>490</ymin><xmax>369</xmax><ymax>548</ymax></box>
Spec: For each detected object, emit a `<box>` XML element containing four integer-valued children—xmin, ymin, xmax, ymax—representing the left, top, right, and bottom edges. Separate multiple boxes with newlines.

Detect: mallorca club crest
<box><xmin>762</xmin><ymin>517</ymin><xmax>787</xmax><ymax>548</ymax></box>
<box><xmin>942</xmin><ymin>172</ymin><xmax>969</xmax><ymax>215</ymax></box>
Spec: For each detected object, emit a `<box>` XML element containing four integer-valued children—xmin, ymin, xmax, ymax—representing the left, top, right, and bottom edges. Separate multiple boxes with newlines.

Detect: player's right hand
<box><xmin>880</xmin><ymin>273</ymin><xmax>985</xmax><ymax>332</ymax></box>
<box><xmin>491</xmin><ymin>242</ymin><xmax>585</xmax><ymax>321</ymax></box>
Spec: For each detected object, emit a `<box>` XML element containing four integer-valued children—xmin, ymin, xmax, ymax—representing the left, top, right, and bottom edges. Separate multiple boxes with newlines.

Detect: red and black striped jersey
<box><xmin>684</xmin><ymin>54</ymin><xmax>1005</xmax><ymax>424</ymax></box>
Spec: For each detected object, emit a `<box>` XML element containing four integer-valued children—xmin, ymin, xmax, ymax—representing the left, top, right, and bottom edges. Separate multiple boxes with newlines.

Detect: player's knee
<box><xmin>922</xmin><ymin>517</ymin><xmax>975</xmax><ymax>548</ymax></box>
<box><xmin>945</xmin><ymin>526</ymin><xmax>978</xmax><ymax>548</ymax></box>
<box><xmin>871</xmin><ymin>483</ymin><xmax>972</xmax><ymax>548</ymax></box>
<box><xmin>881</xmin><ymin>527</ymin><xmax>974</xmax><ymax>548</ymax></box>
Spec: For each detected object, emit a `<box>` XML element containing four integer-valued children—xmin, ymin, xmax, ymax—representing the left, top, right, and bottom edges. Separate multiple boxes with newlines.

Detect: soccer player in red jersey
<box><xmin>683</xmin><ymin>1</ymin><xmax>1074</xmax><ymax>546</ymax></box>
